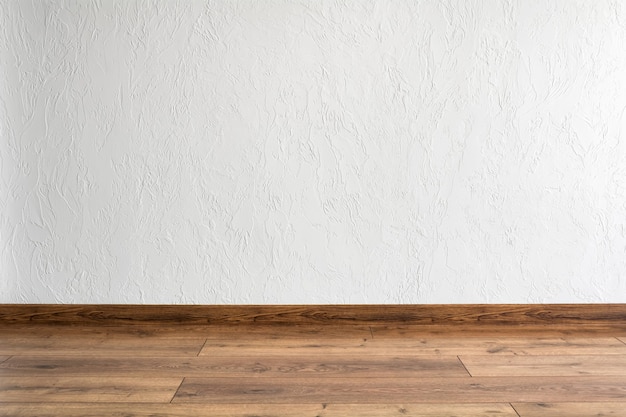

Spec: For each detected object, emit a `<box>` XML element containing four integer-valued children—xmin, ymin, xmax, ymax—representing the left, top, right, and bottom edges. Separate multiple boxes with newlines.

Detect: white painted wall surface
<box><xmin>1</xmin><ymin>0</ymin><xmax>625</xmax><ymax>304</ymax></box>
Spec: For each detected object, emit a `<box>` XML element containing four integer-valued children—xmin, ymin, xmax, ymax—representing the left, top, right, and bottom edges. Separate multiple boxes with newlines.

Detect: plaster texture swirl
<box><xmin>1</xmin><ymin>0</ymin><xmax>625</xmax><ymax>303</ymax></box>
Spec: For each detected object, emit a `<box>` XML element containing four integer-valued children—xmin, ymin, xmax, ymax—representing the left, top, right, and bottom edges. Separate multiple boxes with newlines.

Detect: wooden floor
<box><xmin>1</xmin><ymin>324</ymin><xmax>626</xmax><ymax>416</ymax></box>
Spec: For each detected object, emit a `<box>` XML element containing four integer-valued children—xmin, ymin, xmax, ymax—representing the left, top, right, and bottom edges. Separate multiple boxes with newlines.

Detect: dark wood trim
<box><xmin>0</xmin><ymin>304</ymin><xmax>625</xmax><ymax>328</ymax></box>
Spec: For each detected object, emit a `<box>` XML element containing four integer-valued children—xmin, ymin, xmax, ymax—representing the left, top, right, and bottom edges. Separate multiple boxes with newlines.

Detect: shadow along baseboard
<box><xmin>0</xmin><ymin>304</ymin><xmax>625</xmax><ymax>329</ymax></box>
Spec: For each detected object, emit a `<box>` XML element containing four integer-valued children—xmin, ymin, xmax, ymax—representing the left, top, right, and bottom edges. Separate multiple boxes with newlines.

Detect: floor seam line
<box><xmin>510</xmin><ymin>403</ymin><xmax>522</xmax><ymax>417</ymax></box>
<box><xmin>170</xmin><ymin>377</ymin><xmax>186</xmax><ymax>404</ymax></box>
<box><xmin>457</xmin><ymin>355</ymin><xmax>472</xmax><ymax>377</ymax></box>
<box><xmin>197</xmin><ymin>339</ymin><xmax>209</xmax><ymax>356</ymax></box>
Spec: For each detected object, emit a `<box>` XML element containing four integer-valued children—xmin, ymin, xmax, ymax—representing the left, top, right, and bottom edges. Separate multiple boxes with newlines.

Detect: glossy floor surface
<box><xmin>1</xmin><ymin>324</ymin><xmax>625</xmax><ymax>416</ymax></box>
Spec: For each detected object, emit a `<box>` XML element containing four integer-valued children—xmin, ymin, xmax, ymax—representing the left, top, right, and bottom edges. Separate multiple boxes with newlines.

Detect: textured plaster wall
<box><xmin>1</xmin><ymin>0</ymin><xmax>626</xmax><ymax>304</ymax></box>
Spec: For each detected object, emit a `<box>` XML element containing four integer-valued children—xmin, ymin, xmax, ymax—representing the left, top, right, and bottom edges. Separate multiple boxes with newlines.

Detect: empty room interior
<box><xmin>1</xmin><ymin>0</ymin><xmax>626</xmax><ymax>416</ymax></box>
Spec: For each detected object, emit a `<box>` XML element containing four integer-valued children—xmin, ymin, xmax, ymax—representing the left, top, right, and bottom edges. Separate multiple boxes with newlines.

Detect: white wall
<box><xmin>1</xmin><ymin>0</ymin><xmax>625</xmax><ymax>304</ymax></box>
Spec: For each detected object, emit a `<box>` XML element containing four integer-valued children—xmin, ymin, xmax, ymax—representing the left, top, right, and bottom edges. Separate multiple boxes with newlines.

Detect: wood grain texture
<box><xmin>0</xmin><ymin>403</ymin><xmax>518</xmax><ymax>417</ymax></box>
<box><xmin>0</xmin><ymin>377</ymin><xmax>182</xmax><ymax>403</ymax></box>
<box><xmin>460</xmin><ymin>355</ymin><xmax>626</xmax><ymax>376</ymax></box>
<box><xmin>361</xmin><ymin>337</ymin><xmax>626</xmax><ymax>356</ymax></box>
<box><xmin>197</xmin><ymin>337</ymin><xmax>626</xmax><ymax>357</ymax></box>
<box><xmin>0</xmin><ymin>355</ymin><xmax>470</xmax><ymax>378</ymax></box>
<box><xmin>512</xmin><ymin>402</ymin><xmax>626</xmax><ymax>416</ymax></box>
<box><xmin>0</xmin><ymin>324</ymin><xmax>373</xmax><ymax>339</ymax></box>
<box><xmin>3</xmin><ymin>309</ymin><xmax>626</xmax><ymax>414</ymax></box>
<box><xmin>172</xmin><ymin>376</ymin><xmax>626</xmax><ymax>403</ymax></box>
<box><xmin>1</xmin><ymin>304</ymin><xmax>625</xmax><ymax>328</ymax></box>
<box><xmin>0</xmin><ymin>336</ymin><xmax>206</xmax><ymax>356</ymax></box>
<box><xmin>371</xmin><ymin>324</ymin><xmax>626</xmax><ymax>337</ymax></box>
<box><xmin>199</xmin><ymin>337</ymin><xmax>374</xmax><ymax>356</ymax></box>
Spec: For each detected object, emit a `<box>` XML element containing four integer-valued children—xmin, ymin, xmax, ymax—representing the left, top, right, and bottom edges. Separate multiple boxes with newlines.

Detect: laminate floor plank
<box><xmin>371</xmin><ymin>325</ymin><xmax>626</xmax><ymax>338</ymax></box>
<box><xmin>0</xmin><ymin>377</ymin><xmax>182</xmax><ymax>403</ymax></box>
<box><xmin>0</xmin><ymin>325</ymin><xmax>373</xmax><ymax>339</ymax></box>
<box><xmin>198</xmin><ymin>325</ymin><xmax>373</xmax><ymax>339</ymax></box>
<box><xmin>461</xmin><ymin>355</ymin><xmax>626</xmax><ymax>376</ymax></box>
<box><xmin>0</xmin><ymin>355</ymin><xmax>469</xmax><ymax>378</ymax></box>
<box><xmin>512</xmin><ymin>402</ymin><xmax>626</xmax><ymax>416</ymax></box>
<box><xmin>0</xmin><ymin>403</ymin><xmax>518</xmax><ymax>417</ymax></box>
<box><xmin>0</xmin><ymin>336</ymin><xmax>206</xmax><ymax>356</ymax></box>
<box><xmin>199</xmin><ymin>337</ymin><xmax>376</xmax><ymax>356</ymax></box>
<box><xmin>172</xmin><ymin>376</ymin><xmax>626</xmax><ymax>404</ymax></box>
<box><xmin>362</xmin><ymin>337</ymin><xmax>626</xmax><ymax>356</ymax></box>
<box><xmin>198</xmin><ymin>337</ymin><xmax>626</xmax><ymax>357</ymax></box>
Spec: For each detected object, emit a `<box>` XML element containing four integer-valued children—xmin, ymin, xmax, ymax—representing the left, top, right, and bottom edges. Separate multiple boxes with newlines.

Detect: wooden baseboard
<box><xmin>0</xmin><ymin>304</ymin><xmax>625</xmax><ymax>329</ymax></box>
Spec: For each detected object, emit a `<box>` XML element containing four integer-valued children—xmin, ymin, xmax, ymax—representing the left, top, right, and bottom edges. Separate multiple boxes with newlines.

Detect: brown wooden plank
<box><xmin>461</xmin><ymin>355</ymin><xmax>626</xmax><ymax>376</ymax></box>
<box><xmin>1</xmin><ymin>322</ymin><xmax>617</xmax><ymax>339</ymax></box>
<box><xmin>173</xmin><ymin>376</ymin><xmax>626</xmax><ymax>403</ymax></box>
<box><xmin>371</xmin><ymin>324</ymin><xmax>626</xmax><ymax>337</ymax></box>
<box><xmin>0</xmin><ymin>377</ymin><xmax>182</xmax><ymax>403</ymax></box>
<box><xmin>0</xmin><ymin>403</ymin><xmax>518</xmax><ymax>417</ymax></box>
<box><xmin>2</xmin><ymin>304</ymin><xmax>625</xmax><ymax>328</ymax></box>
<box><xmin>198</xmin><ymin>337</ymin><xmax>626</xmax><ymax>357</ymax></box>
<box><xmin>512</xmin><ymin>402</ymin><xmax>626</xmax><ymax>416</ymax></box>
<box><xmin>195</xmin><ymin>325</ymin><xmax>373</xmax><ymax>339</ymax></box>
<box><xmin>0</xmin><ymin>355</ymin><xmax>469</xmax><ymax>378</ymax></box>
<box><xmin>199</xmin><ymin>337</ymin><xmax>373</xmax><ymax>356</ymax></box>
<box><xmin>363</xmin><ymin>337</ymin><xmax>626</xmax><ymax>356</ymax></box>
<box><xmin>0</xmin><ymin>324</ymin><xmax>373</xmax><ymax>339</ymax></box>
<box><xmin>0</xmin><ymin>335</ymin><xmax>206</xmax><ymax>356</ymax></box>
